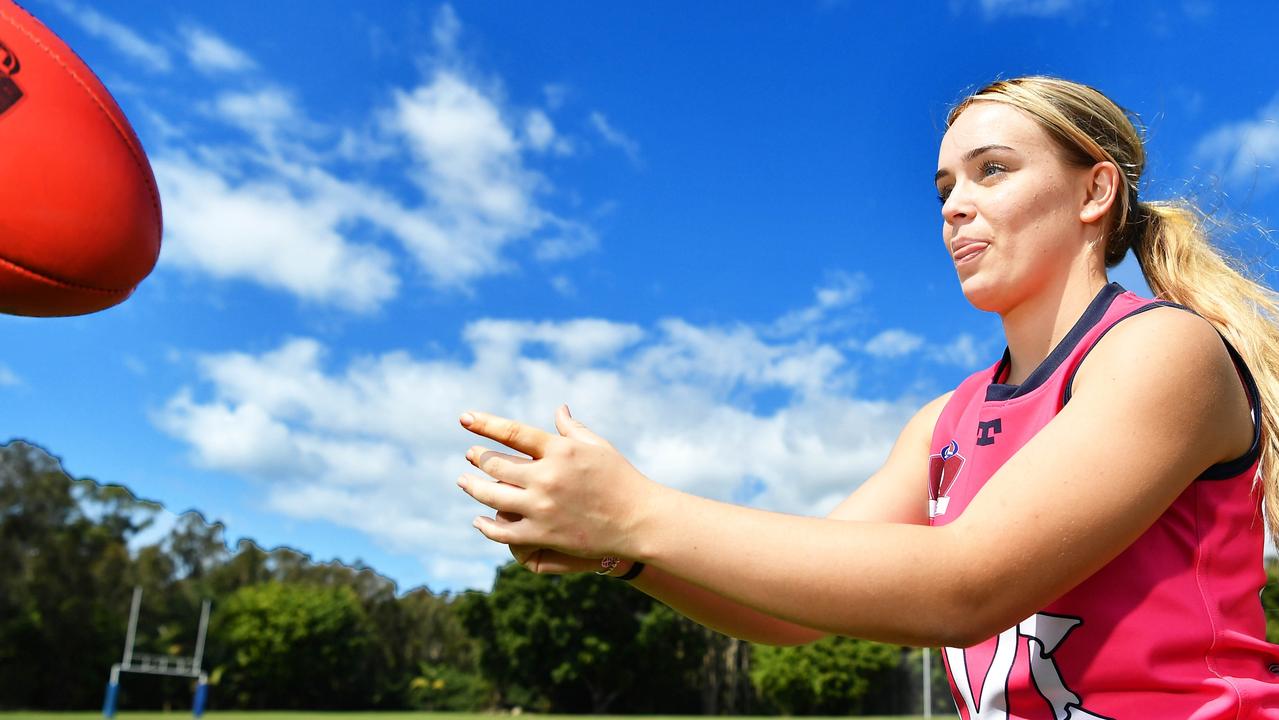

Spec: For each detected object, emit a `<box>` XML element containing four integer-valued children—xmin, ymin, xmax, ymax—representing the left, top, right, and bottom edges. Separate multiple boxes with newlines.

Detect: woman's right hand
<box><xmin>509</xmin><ymin>543</ymin><xmax>601</xmax><ymax>574</ymax></box>
<box><xmin>503</xmin><ymin>511</ymin><xmax>632</xmax><ymax>575</ymax></box>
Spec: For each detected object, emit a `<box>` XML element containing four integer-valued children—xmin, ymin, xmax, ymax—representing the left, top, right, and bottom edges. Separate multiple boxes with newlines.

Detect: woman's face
<box><xmin>935</xmin><ymin>101</ymin><xmax>1090</xmax><ymax>313</ymax></box>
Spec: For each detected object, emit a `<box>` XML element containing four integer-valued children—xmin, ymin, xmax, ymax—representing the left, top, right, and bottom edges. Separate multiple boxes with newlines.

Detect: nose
<box><xmin>940</xmin><ymin>180</ymin><xmax>975</xmax><ymax>235</ymax></box>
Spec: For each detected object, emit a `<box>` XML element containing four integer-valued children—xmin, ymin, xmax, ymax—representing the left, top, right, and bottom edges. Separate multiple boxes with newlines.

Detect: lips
<box><xmin>952</xmin><ymin>239</ymin><xmax>989</xmax><ymax>264</ymax></box>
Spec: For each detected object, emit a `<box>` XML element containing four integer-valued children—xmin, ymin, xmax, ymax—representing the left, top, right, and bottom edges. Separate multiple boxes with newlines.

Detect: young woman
<box><xmin>456</xmin><ymin>76</ymin><xmax>1279</xmax><ymax>717</ymax></box>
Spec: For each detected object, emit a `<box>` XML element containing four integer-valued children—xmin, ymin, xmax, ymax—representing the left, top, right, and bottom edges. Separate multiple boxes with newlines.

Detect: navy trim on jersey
<box><xmin>985</xmin><ymin>282</ymin><xmax>1127</xmax><ymax>402</ymax></box>
<box><xmin>1061</xmin><ymin>301</ymin><xmax>1182</xmax><ymax>406</ymax></box>
<box><xmin>1199</xmin><ymin>336</ymin><xmax>1263</xmax><ymax>479</ymax></box>
<box><xmin>1062</xmin><ymin>300</ymin><xmax>1263</xmax><ymax>482</ymax></box>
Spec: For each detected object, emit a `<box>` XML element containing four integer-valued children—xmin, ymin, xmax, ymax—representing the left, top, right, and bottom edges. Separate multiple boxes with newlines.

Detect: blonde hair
<box><xmin>949</xmin><ymin>76</ymin><xmax>1279</xmax><ymax>546</ymax></box>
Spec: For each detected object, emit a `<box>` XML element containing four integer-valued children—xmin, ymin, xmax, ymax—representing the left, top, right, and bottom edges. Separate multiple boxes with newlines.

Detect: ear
<box><xmin>1079</xmin><ymin>161</ymin><xmax>1120</xmax><ymax>225</ymax></box>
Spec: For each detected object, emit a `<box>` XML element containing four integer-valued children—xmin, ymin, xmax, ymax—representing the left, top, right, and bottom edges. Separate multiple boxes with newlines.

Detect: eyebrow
<box><xmin>934</xmin><ymin>144</ymin><xmax>1015</xmax><ymax>184</ymax></box>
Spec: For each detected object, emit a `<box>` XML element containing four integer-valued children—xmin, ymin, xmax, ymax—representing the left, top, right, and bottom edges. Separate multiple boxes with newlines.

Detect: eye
<box><xmin>936</xmin><ymin>185</ymin><xmax>952</xmax><ymax>204</ymax></box>
<box><xmin>979</xmin><ymin>160</ymin><xmax>1007</xmax><ymax>178</ymax></box>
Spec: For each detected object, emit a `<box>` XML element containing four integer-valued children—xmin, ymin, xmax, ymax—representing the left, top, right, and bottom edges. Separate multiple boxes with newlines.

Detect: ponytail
<box><xmin>1131</xmin><ymin>200</ymin><xmax>1279</xmax><ymax>542</ymax></box>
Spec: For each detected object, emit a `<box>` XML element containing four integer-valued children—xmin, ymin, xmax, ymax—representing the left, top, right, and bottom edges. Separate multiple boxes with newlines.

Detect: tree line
<box><xmin>3</xmin><ymin>440</ymin><xmax>1277</xmax><ymax>714</ymax></box>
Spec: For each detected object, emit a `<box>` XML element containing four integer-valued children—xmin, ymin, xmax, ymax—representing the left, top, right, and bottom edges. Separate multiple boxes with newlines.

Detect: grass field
<box><xmin>3</xmin><ymin>714</ymin><xmax>956</xmax><ymax>720</ymax></box>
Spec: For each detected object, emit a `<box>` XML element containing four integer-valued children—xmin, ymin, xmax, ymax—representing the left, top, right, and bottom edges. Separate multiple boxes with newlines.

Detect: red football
<box><xmin>0</xmin><ymin>0</ymin><xmax>161</xmax><ymax>317</ymax></box>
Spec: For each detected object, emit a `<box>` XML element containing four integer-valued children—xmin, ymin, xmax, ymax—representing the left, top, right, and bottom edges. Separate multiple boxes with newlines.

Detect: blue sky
<box><xmin>2</xmin><ymin>0</ymin><xmax>1277</xmax><ymax>593</ymax></box>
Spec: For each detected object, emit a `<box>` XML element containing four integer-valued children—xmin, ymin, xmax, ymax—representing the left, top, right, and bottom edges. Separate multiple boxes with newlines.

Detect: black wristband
<box><xmin>615</xmin><ymin>561</ymin><xmax>645</xmax><ymax>581</ymax></box>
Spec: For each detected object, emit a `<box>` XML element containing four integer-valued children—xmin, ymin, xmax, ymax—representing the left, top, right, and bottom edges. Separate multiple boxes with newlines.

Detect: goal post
<box><xmin>103</xmin><ymin>587</ymin><xmax>212</xmax><ymax>718</ymax></box>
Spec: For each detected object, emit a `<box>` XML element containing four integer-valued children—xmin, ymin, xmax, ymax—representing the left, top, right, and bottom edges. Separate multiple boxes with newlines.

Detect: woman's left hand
<box><xmin>456</xmin><ymin>404</ymin><xmax>661</xmax><ymax>560</ymax></box>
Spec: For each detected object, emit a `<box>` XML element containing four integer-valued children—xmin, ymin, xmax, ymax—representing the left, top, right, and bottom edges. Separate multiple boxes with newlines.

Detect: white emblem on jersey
<box><xmin>945</xmin><ymin>613</ymin><xmax>1111</xmax><ymax>720</ymax></box>
<box><xmin>928</xmin><ymin>439</ymin><xmax>965</xmax><ymax>518</ymax></box>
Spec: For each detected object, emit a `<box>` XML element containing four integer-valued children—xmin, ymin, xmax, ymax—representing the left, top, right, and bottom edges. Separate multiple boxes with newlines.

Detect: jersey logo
<box><xmin>928</xmin><ymin>439</ymin><xmax>965</xmax><ymax>518</ymax></box>
<box><xmin>977</xmin><ymin>418</ymin><xmax>1003</xmax><ymax>446</ymax></box>
<box><xmin>945</xmin><ymin>613</ymin><xmax>1112</xmax><ymax>720</ymax></box>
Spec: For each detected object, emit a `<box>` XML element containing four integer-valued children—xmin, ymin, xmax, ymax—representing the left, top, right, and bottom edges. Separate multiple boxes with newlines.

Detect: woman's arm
<box><xmin>512</xmin><ymin>390</ymin><xmax>953</xmax><ymax>646</ymax></box>
<box><xmin>620</xmin><ymin>309</ymin><xmax>1245</xmax><ymax>646</ymax></box>
<box><xmin>628</xmin><ymin>564</ymin><xmax>825</xmax><ymax>645</ymax></box>
<box><xmin>460</xmin><ymin>309</ymin><xmax>1245</xmax><ymax>648</ymax></box>
<box><xmin>511</xmin><ymin>547</ymin><xmax>826</xmax><ymax>645</ymax></box>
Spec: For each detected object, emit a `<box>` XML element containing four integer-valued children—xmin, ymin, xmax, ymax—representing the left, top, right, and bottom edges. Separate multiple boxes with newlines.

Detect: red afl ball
<box><xmin>0</xmin><ymin>0</ymin><xmax>161</xmax><ymax>317</ymax></box>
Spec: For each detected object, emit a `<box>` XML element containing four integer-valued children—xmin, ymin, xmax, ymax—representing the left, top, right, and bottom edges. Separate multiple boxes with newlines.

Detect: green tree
<box><xmin>750</xmin><ymin>634</ymin><xmax>900</xmax><ymax>715</ymax></box>
<box><xmin>458</xmin><ymin>561</ymin><xmax>708</xmax><ymax>714</ymax></box>
<box><xmin>408</xmin><ymin>659</ymin><xmax>494</xmax><ymax>711</ymax></box>
<box><xmin>0</xmin><ymin>441</ymin><xmax>158</xmax><ymax>709</ymax></box>
<box><xmin>205</xmin><ymin>539</ymin><xmax>271</xmax><ymax>595</ymax></box>
<box><xmin>0</xmin><ymin>439</ymin><xmax>495</xmax><ymax>712</ymax></box>
<box><xmin>628</xmin><ymin>601</ymin><xmax>709</xmax><ymax>714</ymax></box>
<box><xmin>209</xmin><ymin>581</ymin><xmax>375</xmax><ymax>709</ymax></box>
<box><xmin>166</xmin><ymin>512</ymin><xmax>229</xmax><ymax>581</ymax></box>
<box><xmin>385</xmin><ymin>587</ymin><xmax>487</xmax><ymax>709</ymax></box>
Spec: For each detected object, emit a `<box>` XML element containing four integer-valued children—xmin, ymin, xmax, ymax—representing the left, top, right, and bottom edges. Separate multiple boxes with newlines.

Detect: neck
<box><xmin>999</xmin><ymin>272</ymin><xmax>1110</xmax><ymax>386</ymax></box>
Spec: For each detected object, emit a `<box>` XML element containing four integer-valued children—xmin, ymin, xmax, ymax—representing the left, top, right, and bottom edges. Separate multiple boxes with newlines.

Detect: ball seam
<box><xmin>0</xmin><ymin>252</ymin><xmax>131</xmax><ymax>295</ymax></box>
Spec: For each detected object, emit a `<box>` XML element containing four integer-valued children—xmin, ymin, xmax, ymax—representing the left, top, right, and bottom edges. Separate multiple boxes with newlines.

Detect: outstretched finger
<box><xmin>473</xmin><ymin>513</ymin><xmax>524</xmax><ymax>546</ymax></box>
<box><xmin>466</xmin><ymin>446</ymin><xmax>533</xmax><ymax>486</ymax></box>
<box><xmin>509</xmin><ymin>538</ymin><xmax>536</xmax><ymax>564</ymax></box>
<box><xmin>523</xmin><ymin>549</ymin><xmax>601</xmax><ymax>575</ymax></box>
<box><xmin>457</xmin><ymin>474</ymin><xmax>530</xmax><ymax>516</ymax></box>
<box><xmin>460</xmin><ymin>410</ymin><xmax>554</xmax><ymax>459</ymax></box>
<box><xmin>553</xmin><ymin>404</ymin><xmax>611</xmax><ymax>448</ymax></box>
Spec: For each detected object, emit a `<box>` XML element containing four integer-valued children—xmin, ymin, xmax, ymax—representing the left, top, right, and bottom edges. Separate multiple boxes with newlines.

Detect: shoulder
<box><xmin>937</xmin><ymin>308</ymin><xmax>1249</xmax><ymax>640</ymax></box>
<box><xmin>906</xmin><ymin>389</ymin><xmax>955</xmax><ymax>440</ymax></box>
<box><xmin>878</xmin><ymin>389</ymin><xmax>956</xmax><ymax>458</ymax></box>
<box><xmin>886</xmin><ymin>389</ymin><xmax>956</xmax><ymax>461</ymax></box>
<box><xmin>1071</xmin><ymin>304</ymin><xmax>1246</xmax><ymax>463</ymax></box>
<box><xmin>1074</xmin><ymin>304</ymin><xmax>1229</xmax><ymax>392</ymax></box>
<box><xmin>923</xmin><ymin>388</ymin><xmax>957</xmax><ymax>415</ymax></box>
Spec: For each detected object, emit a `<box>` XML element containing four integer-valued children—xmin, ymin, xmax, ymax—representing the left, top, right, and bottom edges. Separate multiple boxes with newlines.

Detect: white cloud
<box><xmin>464</xmin><ymin>318</ymin><xmax>645</xmax><ymax>366</ymax></box>
<box><xmin>543</xmin><ymin>83</ymin><xmax>569</xmax><ymax>110</ymax></box>
<box><xmin>157</xmin><ymin>315</ymin><xmax>921</xmax><ymax>591</ymax></box>
<box><xmin>181</xmin><ymin>25</ymin><xmax>255</xmax><ymax>73</ymax></box>
<box><xmin>530</xmin><ymin>218</ymin><xmax>597</xmax><ymax>262</ymax></box>
<box><xmin>0</xmin><ymin>364</ymin><xmax>20</xmax><ymax>387</ymax></box>
<box><xmin>549</xmin><ymin>274</ymin><xmax>576</xmax><ymax>297</ymax></box>
<box><xmin>152</xmin><ymin>6</ymin><xmax>598</xmax><ymax>308</ymax></box>
<box><xmin>1194</xmin><ymin>94</ymin><xmax>1279</xmax><ymax>192</ymax></box>
<box><xmin>767</xmin><ymin>271</ymin><xmax>867</xmax><ymax>337</ymax></box>
<box><xmin>123</xmin><ymin>355</ymin><xmax>147</xmax><ymax>376</ymax></box>
<box><xmin>393</xmin><ymin>73</ymin><xmax>534</xmax><ymax>224</ymax></box>
<box><xmin>847</xmin><ymin>326</ymin><xmax>994</xmax><ymax>369</ymax></box>
<box><xmin>154</xmin><ymin>154</ymin><xmax>399</xmax><ymax>312</ymax></box>
<box><xmin>432</xmin><ymin>4</ymin><xmax>462</xmax><ymax>55</ymax></box>
<box><xmin>589</xmin><ymin>111</ymin><xmax>642</xmax><ymax>166</ymax></box>
<box><xmin>862</xmin><ymin>329</ymin><xmax>926</xmax><ymax>358</ymax></box>
<box><xmin>928</xmin><ymin>333</ymin><xmax>985</xmax><ymax>368</ymax></box>
<box><xmin>524</xmin><ymin>110</ymin><xmax>555</xmax><ymax>150</ymax></box>
<box><xmin>335</xmin><ymin>126</ymin><xmax>398</xmax><ymax>164</ymax></box>
<box><xmin>977</xmin><ymin>0</ymin><xmax>1081</xmax><ymax>18</ymax></box>
<box><xmin>523</xmin><ymin>110</ymin><xmax>572</xmax><ymax>155</ymax></box>
<box><xmin>50</xmin><ymin>1</ymin><xmax>170</xmax><ymax>72</ymax></box>
<box><xmin>387</xmin><ymin>70</ymin><xmax>597</xmax><ymax>277</ymax></box>
<box><xmin>162</xmin><ymin>389</ymin><xmax>300</xmax><ymax>476</ymax></box>
<box><xmin>209</xmin><ymin>88</ymin><xmax>302</xmax><ymax>151</ymax></box>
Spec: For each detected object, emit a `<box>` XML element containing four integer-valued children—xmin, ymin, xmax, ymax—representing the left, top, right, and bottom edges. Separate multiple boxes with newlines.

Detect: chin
<box><xmin>957</xmin><ymin>273</ymin><xmax>1010</xmax><ymax>314</ymax></box>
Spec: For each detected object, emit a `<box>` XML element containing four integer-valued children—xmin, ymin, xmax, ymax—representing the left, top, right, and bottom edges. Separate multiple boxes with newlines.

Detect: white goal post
<box><xmin>102</xmin><ymin>586</ymin><xmax>211</xmax><ymax>718</ymax></box>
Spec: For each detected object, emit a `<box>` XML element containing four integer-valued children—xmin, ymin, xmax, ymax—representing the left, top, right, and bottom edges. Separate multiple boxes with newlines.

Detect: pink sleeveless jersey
<box><xmin>928</xmin><ymin>282</ymin><xmax>1279</xmax><ymax>719</ymax></box>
